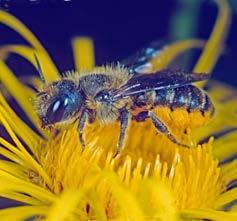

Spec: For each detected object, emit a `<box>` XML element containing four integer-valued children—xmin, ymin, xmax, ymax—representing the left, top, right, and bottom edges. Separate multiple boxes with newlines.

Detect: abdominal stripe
<box><xmin>131</xmin><ymin>85</ymin><xmax>213</xmax><ymax>115</ymax></box>
<box><xmin>154</xmin><ymin>85</ymin><xmax>213</xmax><ymax>113</ymax></box>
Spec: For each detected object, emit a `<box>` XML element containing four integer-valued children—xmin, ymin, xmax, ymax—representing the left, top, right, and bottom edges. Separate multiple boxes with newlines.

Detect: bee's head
<box><xmin>35</xmin><ymin>80</ymin><xmax>85</xmax><ymax>128</ymax></box>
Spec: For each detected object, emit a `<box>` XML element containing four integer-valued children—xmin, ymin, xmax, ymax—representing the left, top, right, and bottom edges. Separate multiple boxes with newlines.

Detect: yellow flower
<box><xmin>0</xmin><ymin>0</ymin><xmax>237</xmax><ymax>221</ymax></box>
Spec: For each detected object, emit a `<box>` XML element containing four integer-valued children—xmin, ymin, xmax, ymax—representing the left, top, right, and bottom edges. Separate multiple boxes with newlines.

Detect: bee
<box><xmin>35</xmin><ymin>41</ymin><xmax>214</xmax><ymax>156</ymax></box>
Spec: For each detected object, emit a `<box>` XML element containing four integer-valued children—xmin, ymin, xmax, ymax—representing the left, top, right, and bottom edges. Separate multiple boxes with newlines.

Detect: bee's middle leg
<box><xmin>114</xmin><ymin>109</ymin><xmax>131</xmax><ymax>157</ymax></box>
<box><xmin>148</xmin><ymin>111</ymin><xmax>189</xmax><ymax>148</ymax></box>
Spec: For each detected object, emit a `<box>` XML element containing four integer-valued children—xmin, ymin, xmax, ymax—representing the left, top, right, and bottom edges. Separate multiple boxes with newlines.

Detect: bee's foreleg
<box><xmin>148</xmin><ymin>111</ymin><xmax>189</xmax><ymax>148</ymax></box>
<box><xmin>114</xmin><ymin>109</ymin><xmax>131</xmax><ymax>157</ymax></box>
<box><xmin>77</xmin><ymin>110</ymin><xmax>88</xmax><ymax>148</ymax></box>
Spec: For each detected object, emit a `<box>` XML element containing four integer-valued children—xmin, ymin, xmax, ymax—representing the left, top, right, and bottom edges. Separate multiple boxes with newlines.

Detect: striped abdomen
<box><xmin>132</xmin><ymin>85</ymin><xmax>214</xmax><ymax>128</ymax></box>
<box><xmin>154</xmin><ymin>85</ymin><xmax>214</xmax><ymax>113</ymax></box>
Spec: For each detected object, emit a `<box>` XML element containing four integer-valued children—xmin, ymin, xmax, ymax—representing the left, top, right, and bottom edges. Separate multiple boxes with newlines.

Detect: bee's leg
<box><xmin>148</xmin><ymin>111</ymin><xmax>189</xmax><ymax>148</ymax></box>
<box><xmin>114</xmin><ymin>109</ymin><xmax>130</xmax><ymax>157</ymax></box>
<box><xmin>77</xmin><ymin>110</ymin><xmax>88</xmax><ymax>148</ymax></box>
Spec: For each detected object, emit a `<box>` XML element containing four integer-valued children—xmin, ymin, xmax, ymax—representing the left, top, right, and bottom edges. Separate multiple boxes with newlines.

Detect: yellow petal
<box><xmin>0</xmin><ymin>94</ymin><xmax>41</xmax><ymax>150</ymax></box>
<box><xmin>0</xmin><ymin>206</ymin><xmax>48</xmax><ymax>221</ymax></box>
<box><xmin>0</xmin><ymin>170</ymin><xmax>54</xmax><ymax>203</ymax></box>
<box><xmin>149</xmin><ymin>39</ymin><xmax>204</xmax><ymax>71</ymax></box>
<box><xmin>0</xmin><ymin>114</ymin><xmax>51</xmax><ymax>185</ymax></box>
<box><xmin>0</xmin><ymin>60</ymin><xmax>39</xmax><ymax>125</ymax></box>
<box><xmin>194</xmin><ymin>0</ymin><xmax>231</xmax><ymax>87</ymax></box>
<box><xmin>72</xmin><ymin>37</ymin><xmax>95</xmax><ymax>71</ymax></box>
<box><xmin>0</xmin><ymin>44</ymin><xmax>60</xmax><ymax>82</ymax></box>
<box><xmin>181</xmin><ymin>208</ymin><xmax>237</xmax><ymax>221</ymax></box>
<box><xmin>0</xmin><ymin>11</ymin><xmax>60</xmax><ymax>81</ymax></box>
<box><xmin>45</xmin><ymin>189</ymin><xmax>85</xmax><ymax>221</ymax></box>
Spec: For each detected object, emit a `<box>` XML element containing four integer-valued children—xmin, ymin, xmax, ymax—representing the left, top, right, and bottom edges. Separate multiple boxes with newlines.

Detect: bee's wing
<box><xmin>111</xmin><ymin>69</ymin><xmax>210</xmax><ymax>100</ymax></box>
<box><xmin>120</xmin><ymin>40</ymin><xmax>168</xmax><ymax>75</ymax></box>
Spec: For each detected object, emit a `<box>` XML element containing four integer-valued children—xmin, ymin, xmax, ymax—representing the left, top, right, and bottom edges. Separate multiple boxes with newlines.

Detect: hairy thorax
<box><xmin>70</xmin><ymin>65</ymin><xmax>132</xmax><ymax>125</ymax></box>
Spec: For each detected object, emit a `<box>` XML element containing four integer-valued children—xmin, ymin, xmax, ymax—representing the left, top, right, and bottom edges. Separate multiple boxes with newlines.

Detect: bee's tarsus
<box><xmin>113</xmin><ymin>150</ymin><xmax>121</xmax><ymax>158</ymax></box>
<box><xmin>177</xmin><ymin>141</ymin><xmax>191</xmax><ymax>148</ymax></box>
<box><xmin>79</xmin><ymin>133</ymin><xmax>85</xmax><ymax>148</ymax></box>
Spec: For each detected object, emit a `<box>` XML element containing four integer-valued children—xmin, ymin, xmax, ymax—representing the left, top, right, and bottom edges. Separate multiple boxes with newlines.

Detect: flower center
<box><xmin>36</xmin><ymin>119</ymin><xmax>224</xmax><ymax>217</ymax></box>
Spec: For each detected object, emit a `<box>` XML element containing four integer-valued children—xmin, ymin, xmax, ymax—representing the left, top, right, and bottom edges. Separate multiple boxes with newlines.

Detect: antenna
<box><xmin>34</xmin><ymin>53</ymin><xmax>46</xmax><ymax>84</ymax></box>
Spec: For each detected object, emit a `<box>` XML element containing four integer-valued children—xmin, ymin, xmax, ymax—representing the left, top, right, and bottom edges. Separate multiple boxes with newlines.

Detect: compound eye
<box><xmin>46</xmin><ymin>96</ymin><xmax>70</xmax><ymax>123</ymax></box>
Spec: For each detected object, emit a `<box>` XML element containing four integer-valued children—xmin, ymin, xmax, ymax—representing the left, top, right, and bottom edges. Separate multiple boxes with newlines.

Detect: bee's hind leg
<box><xmin>148</xmin><ymin>111</ymin><xmax>190</xmax><ymax>148</ymax></box>
<box><xmin>114</xmin><ymin>109</ymin><xmax>131</xmax><ymax>157</ymax></box>
<box><xmin>77</xmin><ymin>110</ymin><xmax>88</xmax><ymax>148</ymax></box>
